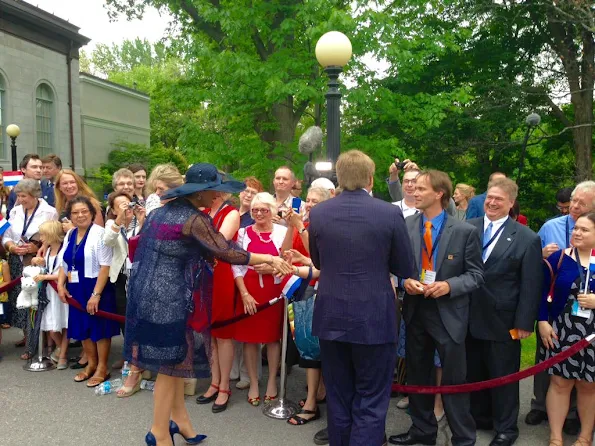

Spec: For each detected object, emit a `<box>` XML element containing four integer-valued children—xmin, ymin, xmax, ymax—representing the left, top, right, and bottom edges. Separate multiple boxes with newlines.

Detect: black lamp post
<box><xmin>315</xmin><ymin>31</ymin><xmax>352</xmax><ymax>168</ymax></box>
<box><xmin>517</xmin><ymin>112</ymin><xmax>541</xmax><ymax>187</ymax></box>
<box><xmin>6</xmin><ymin>124</ymin><xmax>20</xmax><ymax>171</ymax></box>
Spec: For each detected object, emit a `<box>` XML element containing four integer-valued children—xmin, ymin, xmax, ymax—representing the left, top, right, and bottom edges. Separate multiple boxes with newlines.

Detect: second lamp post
<box><xmin>315</xmin><ymin>31</ymin><xmax>352</xmax><ymax>168</ymax></box>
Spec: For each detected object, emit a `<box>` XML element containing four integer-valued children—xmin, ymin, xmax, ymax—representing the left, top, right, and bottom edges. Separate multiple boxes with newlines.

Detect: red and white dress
<box><xmin>232</xmin><ymin>224</ymin><xmax>287</xmax><ymax>344</ymax></box>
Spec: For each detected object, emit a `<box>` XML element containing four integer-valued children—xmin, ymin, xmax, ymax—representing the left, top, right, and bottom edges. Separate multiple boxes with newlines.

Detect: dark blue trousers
<box><xmin>320</xmin><ymin>340</ymin><xmax>396</xmax><ymax>446</ymax></box>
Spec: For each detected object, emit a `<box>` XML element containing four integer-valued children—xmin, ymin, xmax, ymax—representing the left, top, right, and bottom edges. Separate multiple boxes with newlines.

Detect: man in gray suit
<box><xmin>389</xmin><ymin>170</ymin><xmax>484</xmax><ymax>446</ymax></box>
<box><xmin>465</xmin><ymin>178</ymin><xmax>543</xmax><ymax>446</ymax></box>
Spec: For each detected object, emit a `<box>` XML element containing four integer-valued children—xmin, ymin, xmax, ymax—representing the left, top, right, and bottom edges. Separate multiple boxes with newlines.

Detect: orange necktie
<box><xmin>422</xmin><ymin>221</ymin><xmax>433</xmax><ymax>271</ymax></box>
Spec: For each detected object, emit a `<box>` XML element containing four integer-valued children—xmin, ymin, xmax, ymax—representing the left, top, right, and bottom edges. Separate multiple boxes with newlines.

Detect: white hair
<box><xmin>572</xmin><ymin>181</ymin><xmax>595</xmax><ymax>208</ymax></box>
<box><xmin>311</xmin><ymin>177</ymin><xmax>335</xmax><ymax>191</ymax></box>
<box><xmin>251</xmin><ymin>192</ymin><xmax>278</xmax><ymax>215</ymax></box>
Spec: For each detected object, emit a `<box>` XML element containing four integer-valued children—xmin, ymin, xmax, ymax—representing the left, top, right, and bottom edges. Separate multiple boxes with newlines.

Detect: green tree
<box><xmin>104</xmin><ymin>0</ymin><xmax>365</xmax><ymax>173</ymax></box>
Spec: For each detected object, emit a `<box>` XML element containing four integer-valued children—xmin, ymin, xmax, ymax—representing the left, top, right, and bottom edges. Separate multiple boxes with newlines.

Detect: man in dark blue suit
<box><xmin>308</xmin><ymin>150</ymin><xmax>414</xmax><ymax>446</ymax></box>
<box><xmin>6</xmin><ymin>154</ymin><xmax>55</xmax><ymax>215</ymax></box>
<box><xmin>465</xmin><ymin>172</ymin><xmax>506</xmax><ymax>219</ymax></box>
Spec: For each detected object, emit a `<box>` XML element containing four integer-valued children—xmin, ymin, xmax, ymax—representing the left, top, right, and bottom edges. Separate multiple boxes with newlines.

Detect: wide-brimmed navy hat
<box><xmin>161</xmin><ymin>163</ymin><xmax>246</xmax><ymax>199</ymax></box>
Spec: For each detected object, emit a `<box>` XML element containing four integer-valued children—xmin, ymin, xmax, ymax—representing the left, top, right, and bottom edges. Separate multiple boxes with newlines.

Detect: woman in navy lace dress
<box><xmin>125</xmin><ymin>163</ymin><xmax>292</xmax><ymax>446</ymax></box>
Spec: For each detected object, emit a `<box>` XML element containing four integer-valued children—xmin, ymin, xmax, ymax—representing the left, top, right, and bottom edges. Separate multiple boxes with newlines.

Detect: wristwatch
<box><xmin>91</xmin><ymin>291</ymin><xmax>101</xmax><ymax>298</ymax></box>
<box><xmin>298</xmin><ymin>227</ymin><xmax>307</xmax><ymax>234</ymax></box>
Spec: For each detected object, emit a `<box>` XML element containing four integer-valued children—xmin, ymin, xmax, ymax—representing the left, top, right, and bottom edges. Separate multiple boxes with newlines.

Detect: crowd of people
<box><xmin>0</xmin><ymin>152</ymin><xmax>593</xmax><ymax>446</ymax></box>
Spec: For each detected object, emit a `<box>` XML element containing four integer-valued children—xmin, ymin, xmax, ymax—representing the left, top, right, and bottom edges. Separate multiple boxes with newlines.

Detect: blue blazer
<box><xmin>308</xmin><ymin>189</ymin><xmax>414</xmax><ymax>345</ymax></box>
<box><xmin>7</xmin><ymin>180</ymin><xmax>55</xmax><ymax>215</ymax></box>
<box><xmin>465</xmin><ymin>192</ymin><xmax>486</xmax><ymax>219</ymax></box>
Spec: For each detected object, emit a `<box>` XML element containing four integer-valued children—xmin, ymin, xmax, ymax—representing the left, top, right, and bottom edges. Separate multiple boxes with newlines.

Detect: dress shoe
<box><xmin>524</xmin><ymin>409</ymin><xmax>547</xmax><ymax>425</ymax></box>
<box><xmin>489</xmin><ymin>433</ymin><xmax>516</xmax><ymax>446</ymax></box>
<box><xmin>212</xmin><ymin>389</ymin><xmax>231</xmax><ymax>413</ymax></box>
<box><xmin>388</xmin><ymin>432</ymin><xmax>436</xmax><ymax>445</ymax></box>
<box><xmin>169</xmin><ymin>420</ymin><xmax>207</xmax><ymax>445</ymax></box>
<box><xmin>562</xmin><ymin>417</ymin><xmax>580</xmax><ymax>436</ymax></box>
<box><xmin>313</xmin><ymin>427</ymin><xmax>329</xmax><ymax>445</ymax></box>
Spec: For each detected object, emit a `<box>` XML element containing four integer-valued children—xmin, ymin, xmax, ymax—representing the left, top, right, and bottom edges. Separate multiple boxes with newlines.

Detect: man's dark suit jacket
<box><xmin>7</xmin><ymin>179</ymin><xmax>55</xmax><ymax>215</ymax></box>
<box><xmin>403</xmin><ymin>213</ymin><xmax>484</xmax><ymax>344</ymax></box>
<box><xmin>467</xmin><ymin>217</ymin><xmax>543</xmax><ymax>341</ymax></box>
<box><xmin>308</xmin><ymin>189</ymin><xmax>414</xmax><ymax>345</ymax></box>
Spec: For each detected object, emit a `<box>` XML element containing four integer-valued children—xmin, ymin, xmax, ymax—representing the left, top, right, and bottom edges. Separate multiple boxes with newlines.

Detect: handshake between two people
<box><xmin>252</xmin><ymin>248</ymin><xmax>312</xmax><ymax>279</ymax></box>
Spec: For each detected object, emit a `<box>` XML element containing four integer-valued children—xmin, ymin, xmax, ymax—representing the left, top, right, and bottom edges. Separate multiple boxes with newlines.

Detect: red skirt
<box><xmin>233</xmin><ymin>270</ymin><xmax>283</xmax><ymax>344</ymax></box>
<box><xmin>210</xmin><ymin>260</ymin><xmax>236</xmax><ymax>339</ymax></box>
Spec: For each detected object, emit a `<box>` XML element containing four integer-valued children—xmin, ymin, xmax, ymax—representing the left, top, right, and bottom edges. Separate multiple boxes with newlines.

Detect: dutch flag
<box><xmin>282</xmin><ymin>275</ymin><xmax>303</xmax><ymax>300</ymax></box>
<box><xmin>3</xmin><ymin>171</ymin><xmax>23</xmax><ymax>187</ymax></box>
<box><xmin>0</xmin><ymin>215</ymin><xmax>10</xmax><ymax>236</ymax></box>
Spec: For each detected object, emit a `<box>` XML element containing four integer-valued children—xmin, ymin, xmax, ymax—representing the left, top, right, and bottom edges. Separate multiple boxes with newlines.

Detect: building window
<box><xmin>36</xmin><ymin>83</ymin><xmax>54</xmax><ymax>157</ymax></box>
<box><xmin>0</xmin><ymin>76</ymin><xmax>5</xmax><ymax>159</ymax></box>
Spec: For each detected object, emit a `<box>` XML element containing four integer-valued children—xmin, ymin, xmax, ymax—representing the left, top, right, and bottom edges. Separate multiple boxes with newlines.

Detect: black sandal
<box><xmin>287</xmin><ymin>407</ymin><xmax>321</xmax><ymax>425</ymax></box>
<box><xmin>299</xmin><ymin>396</ymin><xmax>326</xmax><ymax>407</ymax></box>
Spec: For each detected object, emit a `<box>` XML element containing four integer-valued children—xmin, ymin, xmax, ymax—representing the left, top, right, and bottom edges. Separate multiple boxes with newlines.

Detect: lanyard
<box><xmin>482</xmin><ymin>218</ymin><xmax>509</xmax><ymax>252</ymax></box>
<box><xmin>565</xmin><ymin>216</ymin><xmax>570</xmax><ymax>248</ymax></box>
<box><xmin>573</xmin><ymin>248</ymin><xmax>592</xmax><ymax>293</ymax></box>
<box><xmin>21</xmin><ymin>201</ymin><xmax>40</xmax><ymax>237</ymax></box>
<box><xmin>420</xmin><ymin>213</ymin><xmax>447</xmax><ymax>267</ymax></box>
<box><xmin>70</xmin><ymin>226</ymin><xmax>91</xmax><ymax>270</ymax></box>
<box><xmin>45</xmin><ymin>243</ymin><xmax>62</xmax><ymax>273</ymax></box>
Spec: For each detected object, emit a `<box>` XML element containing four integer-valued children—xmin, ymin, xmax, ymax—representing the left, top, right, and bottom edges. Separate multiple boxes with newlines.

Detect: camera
<box><xmin>127</xmin><ymin>202</ymin><xmax>137</xmax><ymax>209</ymax></box>
<box><xmin>394</xmin><ymin>161</ymin><xmax>406</xmax><ymax>170</ymax></box>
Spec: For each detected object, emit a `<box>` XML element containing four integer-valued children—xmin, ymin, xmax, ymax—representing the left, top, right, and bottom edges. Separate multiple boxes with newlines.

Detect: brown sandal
<box><xmin>87</xmin><ymin>372</ymin><xmax>111</xmax><ymax>388</ymax></box>
<box><xmin>572</xmin><ymin>438</ymin><xmax>591</xmax><ymax>446</ymax></box>
<box><xmin>549</xmin><ymin>440</ymin><xmax>563</xmax><ymax>446</ymax></box>
<box><xmin>74</xmin><ymin>371</ymin><xmax>93</xmax><ymax>382</ymax></box>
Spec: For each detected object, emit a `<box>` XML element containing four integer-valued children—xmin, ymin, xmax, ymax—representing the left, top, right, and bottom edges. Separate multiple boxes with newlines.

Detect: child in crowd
<box><xmin>32</xmin><ymin>220</ymin><xmax>69</xmax><ymax>369</ymax></box>
<box><xmin>0</xmin><ymin>255</ymin><xmax>11</xmax><ymax>356</ymax></box>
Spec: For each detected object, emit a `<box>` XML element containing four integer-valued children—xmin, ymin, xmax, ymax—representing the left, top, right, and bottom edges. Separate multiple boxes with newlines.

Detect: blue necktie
<box><xmin>482</xmin><ymin>222</ymin><xmax>493</xmax><ymax>261</ymax></box>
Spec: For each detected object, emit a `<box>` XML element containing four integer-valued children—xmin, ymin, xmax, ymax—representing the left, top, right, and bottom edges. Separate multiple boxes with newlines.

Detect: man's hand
<box><xmin>542</xmin><ymin>243</ymin><xmax>559</xmax><ymax>259</ymax></box>
<box><xmin>424</xmin><ymin>281</ymin><xmax>450</xmax><ymax>299</ymax></box>
<box><xmin>514</xmin><ymin>328</ymin><xmax>532</xmax><ymax>340</ymax></box>
<box><xmin>389</xmin><ymin>158</ymin><xmax>400</xmax><ymax>181</ymax></box>
<box><xmin>403</xmin><ymin>159</ymin><xmax>420</xmax><ymax>172</ymax></box>
<box><xmin>404</xmin><ymin>278</ymin><xmax>425</xmax><ymax>295</ymax></box>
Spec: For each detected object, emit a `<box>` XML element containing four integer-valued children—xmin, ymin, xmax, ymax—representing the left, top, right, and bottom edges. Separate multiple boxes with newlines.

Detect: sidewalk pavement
<box><xmin>0</xmin><ymin>329</ymin><xmax>575</xmax><ymax>445</ymax></box>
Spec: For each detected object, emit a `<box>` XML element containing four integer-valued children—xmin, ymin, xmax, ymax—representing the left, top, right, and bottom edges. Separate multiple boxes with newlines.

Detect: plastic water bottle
<box><xmin>140</xmin><ymin>380</ymin><xmax>155</xmax><ymax>391</ymax></box>
<box><xmin>121</xmin><ymin>361</ymin><xmax>130</xmax><ymax>380</ymax></box>
<box><xmin>95</xmin><ymin>378</ymin><xmax>123</xmax><ymax>395</ymax></box>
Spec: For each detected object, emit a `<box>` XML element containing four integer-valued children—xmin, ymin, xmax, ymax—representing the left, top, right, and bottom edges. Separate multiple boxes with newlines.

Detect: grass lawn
<box><xmin>521</xmin><ymin>334</ymin><xmax>537</xmax><ymax>369</ymax></box>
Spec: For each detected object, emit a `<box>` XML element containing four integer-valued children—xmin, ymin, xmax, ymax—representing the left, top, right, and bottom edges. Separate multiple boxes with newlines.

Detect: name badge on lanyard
<box><xmin>573</xmin><ymin>248</ymin><xmax>593</xmax><ymax>319</ymax></box>
<box><xmin>68</xmin><ymin>270</ymin><xmax>79</xmax><ymax>284</ymax></box>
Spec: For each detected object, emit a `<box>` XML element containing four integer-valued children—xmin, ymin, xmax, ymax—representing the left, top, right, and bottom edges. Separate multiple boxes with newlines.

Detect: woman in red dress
<box><xmin>195</xmin><ymin>192</ymin><xmax>240</xmax><ymax>413</ymax></box>
<box><xmin>232</xmin><ymin>192</ymin><xmax>287</xmax><ymax>406</ymax></box>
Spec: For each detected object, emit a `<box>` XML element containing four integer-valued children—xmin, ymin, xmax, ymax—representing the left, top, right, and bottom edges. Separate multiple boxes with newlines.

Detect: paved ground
<box><xmin>0</xmin><ymin>328</ymin><xmax>583</xmax><ymax>445</ymax></box>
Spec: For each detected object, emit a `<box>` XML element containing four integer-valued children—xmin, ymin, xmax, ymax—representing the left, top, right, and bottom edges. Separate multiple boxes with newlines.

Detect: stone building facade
<box><xmin>0</xmin><ymin>0</ymin><xmax>150</xmax><ymax>174</ymax></box>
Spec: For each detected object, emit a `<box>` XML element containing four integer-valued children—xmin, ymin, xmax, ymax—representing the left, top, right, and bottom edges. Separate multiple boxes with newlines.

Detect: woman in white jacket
<box><xmin>103</xmin><ymin>191</ymin><xmax>147</xmax><ymax>397</ymax></box>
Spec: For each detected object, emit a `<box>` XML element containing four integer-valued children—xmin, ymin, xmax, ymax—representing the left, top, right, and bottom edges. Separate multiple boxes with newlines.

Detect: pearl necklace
<box><xmin>253</xmin><ymin>226</ymin><xmax>273</xmax><ymax>244</ymax></box>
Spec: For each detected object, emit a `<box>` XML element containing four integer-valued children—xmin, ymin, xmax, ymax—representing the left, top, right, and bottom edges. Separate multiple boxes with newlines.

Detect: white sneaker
<box><xmin>396</xmin><ymin>397</ymin><xmax>409</xmax><ymax>409</ymax></box>
<box><xmin>236</xmin><ymin>380</ymin><xmax>250</xmax><ymax>390</ymax></box>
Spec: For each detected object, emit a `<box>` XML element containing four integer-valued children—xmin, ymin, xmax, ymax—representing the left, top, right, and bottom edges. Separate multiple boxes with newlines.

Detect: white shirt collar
<box><xmin>483</xmin><ymin>214</ymin><xmax>509</xmax><ymax>230</ymax></box>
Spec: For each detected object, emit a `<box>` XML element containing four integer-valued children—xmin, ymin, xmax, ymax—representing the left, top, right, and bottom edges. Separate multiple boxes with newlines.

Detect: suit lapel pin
<box><xmin>506</xmin><ymin>237</ymin><xmax>512</xmax><ymax>241</ymax></box>
<box><xmin>447</xmin><ymin>254</ymin><xmax>454</xmax><ymax>260</ymax></box>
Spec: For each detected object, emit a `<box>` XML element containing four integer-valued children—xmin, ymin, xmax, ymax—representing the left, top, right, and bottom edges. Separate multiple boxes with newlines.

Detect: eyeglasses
<box><xmin>252</xmin><ymin>208</ymin><xmax>270</xmax><ymax>215</ymax></box>
<box><xmin>403</xmin><ymin>180</ymin><xmax>416</xmax><ymax>185</ymax></box>
<box><xmin>71</xmin><ymin>210</ymin><xmax>90</xmax><ymax>216</ymax></box>
<box><xmin>556</xmin><ymin>204</ymin><xmax>570</xmax><ymax>211</ymax></box>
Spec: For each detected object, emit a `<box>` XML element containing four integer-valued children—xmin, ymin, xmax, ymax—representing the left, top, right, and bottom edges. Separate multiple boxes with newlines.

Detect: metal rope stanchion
<box><xmin>263</xmin><ymin>296</ymin><xmax>299</xmax><ymax>419</ymax></box>
<box><xmin>24</xmin><ymin>308</ymin><xmax>55</xmax><ymax>372</ymax></box>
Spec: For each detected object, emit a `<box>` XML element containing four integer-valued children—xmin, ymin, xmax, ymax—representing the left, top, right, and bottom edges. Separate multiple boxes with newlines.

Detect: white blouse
<box><xmin>60</xmin><ymin>224</ymin><xmax>113</xmax><ymax>278</ymax></box>
<box><xmin>2</xmin><ymin>199</ymin><xmax>58</xmax><ymax>246</ymax></box>
<box><xmin>232</xmin><ymin>223</ymin><xmax>287</xmax><ymax>284</ymax></box>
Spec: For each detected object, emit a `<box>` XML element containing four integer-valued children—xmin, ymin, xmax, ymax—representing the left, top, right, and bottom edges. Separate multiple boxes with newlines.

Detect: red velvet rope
<box><xmin>392</xmin><ymin>335</ymin><xmax>594</xmax><ymax>394</ymax></box>
<box><xmin>5</xmin><ymin>275</ymin><xmax>593</xmax><ymax>396</ymax></box>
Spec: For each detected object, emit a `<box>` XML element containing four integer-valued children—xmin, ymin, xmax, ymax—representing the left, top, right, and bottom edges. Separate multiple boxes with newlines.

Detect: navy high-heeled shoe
<box><xmin>145</xmin><ymin>431</ymin><xmax>157</xmax><ymax>446</ymax></box>
<box><xmin>169</xmin><ymin>420</ymin><xmax>207</xmax><ymax>445</ymax></box>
